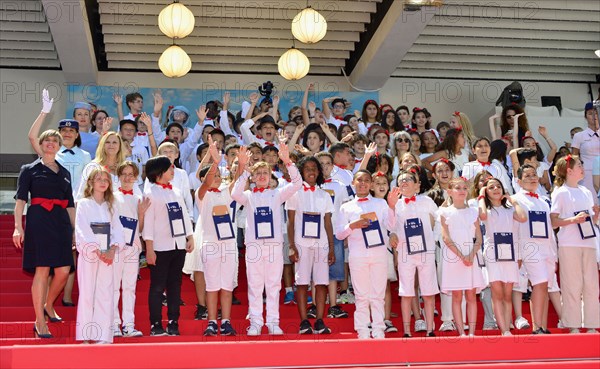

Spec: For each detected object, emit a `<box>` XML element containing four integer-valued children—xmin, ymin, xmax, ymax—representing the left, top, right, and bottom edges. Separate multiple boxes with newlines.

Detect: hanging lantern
<box><xmin>158</xmin><ymin>45</ymin><xmax>192</xmax><ymax>78</ymax></box>
<box><xmin>158</xmin><ymin>1</ymin><xmax>195</xmax><ymax>39</ymax></box>
<box><xmin>291</xmin><ymin>6</ymin><xmax>327</xmax><ymax>44</ymax></box>
<box><xmin>278</xmin><ymin>47</ymin><xmax>310</xmax><ymax>81</ymax></box>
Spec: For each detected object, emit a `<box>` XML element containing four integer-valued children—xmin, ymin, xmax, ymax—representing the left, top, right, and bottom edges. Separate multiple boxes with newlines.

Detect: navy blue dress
<box><xmin>15</xmin><ymin>160</ymin><xmax>75</xmax><ymax>273</ymax></box>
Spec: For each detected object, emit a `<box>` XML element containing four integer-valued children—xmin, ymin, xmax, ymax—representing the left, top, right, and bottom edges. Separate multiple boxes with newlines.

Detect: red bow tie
<box><xmin>478</xmin><ymin>160</ymin><xmax>491</xmax><ymax>166</ymax></box>
<box><xmin>404</xmin><ymin>195</ymin><xmax>416</xmax><ymax>204</ymax></box>
<box><xmin>132</xmin><ymin>114</ymin><xmax>140</xmax><ymax>118</ymax></box>
<box><xmin>119</xmin><ymin>187</ymin><xmax>133</xmax><ymax>195</ymax></box>
<box><xmin>335</xmin><ymin>116</ymin><xmax>344</xmax><ymax>120</ymax></box>
<box><xmin>324</xmin><ymin>179</ymin><xmax>332</xmax><ymax>183</ymax></box>
<box><xmin>337</xmin><ymin>165</ymin><xmax>347</xmax><ymax>170</ymax></box>
<box><xmin>526</xmin><ymin>192</ymin><xmax>539</xmax><ymax>199</ymax></box>
<box><xmin>158</xmin><ymin>182</ymin><xmax>172</xmax><ymax>190</ymax></box>
<box><xmin>137</xmin><ymin>132</ymin><xmax>147</xmax><ymax>136</ymax></box>
<box><xmin>207</xmin><ymin>188</ymin><xmax>221</xmax><ymax>193</ymax></box>
<box><xmin>256</xmin><ymin>135</ymin><xmax>264</xmax><ymax>140</ymax></box>
<box><xmin>355</xmin><ymin>159</ymin><xmax>362</xmax><ymax>164</ymax></box>
<box><xmin>357</xmin><ymin>197</ymin><xmax>368</xmax><ymax>202</ymax></box>
<box><xmin>264</xmin><ymin>142</ymin><xmax>275</xmax><ymax>147</ymax></box>
<box><xmin>253</xmin><ymin>187</ymin><xmax>267</xmax><ymax>193</ymax></box>
<box><xmin>303</xmin><ymin>185</ymin><xmax>316</xmax><ymax>192</ymax></box>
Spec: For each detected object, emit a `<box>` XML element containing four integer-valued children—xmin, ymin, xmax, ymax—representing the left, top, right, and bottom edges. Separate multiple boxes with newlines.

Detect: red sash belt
<box><xmin>31</xmin><ymin>198</ymin><xmax>68</xmax><ymax>211</ymax></box>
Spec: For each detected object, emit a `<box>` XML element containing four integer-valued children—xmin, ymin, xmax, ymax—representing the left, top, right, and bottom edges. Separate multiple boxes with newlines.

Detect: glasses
<box><xmin>396</xmin><ymin>138</ymin><xmax>411</xmax><ymax>143</ymax></box>
<box><xmin>121</xmin><ymin>173</ymin><xmax>136</xmax><ymax>178</ymax></box>
<box><xmin>398</xmin><ymin>177</ymin><xmax>416</xmax><ymax>183</ymax></box>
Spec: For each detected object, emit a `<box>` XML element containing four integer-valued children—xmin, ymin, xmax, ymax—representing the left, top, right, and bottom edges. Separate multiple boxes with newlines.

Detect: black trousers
<box><xmin>148</xmin><ymin>249</ymin><xmax>186</xmax><ymax>324</ymax></box>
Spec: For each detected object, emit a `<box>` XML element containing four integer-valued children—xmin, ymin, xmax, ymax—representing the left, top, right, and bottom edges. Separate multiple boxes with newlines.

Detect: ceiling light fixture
<box><xmin>278</xmin><ymin>46</ymin><xmax>310</xmax><ymax>81</ymax></box>
<box><xmin>158</xmin><ymin>1</ymin><xmax>195</xmax><ymax>39</ymax></box>
<box><xmin>159</xmin><ymin>44</ymin><xmax>192</xmax><ymax>78</ymax></box>
<box><xmin>291</xmin><ymin>6</ymin><xmax>327</xmax><ymax>44</ymax></box>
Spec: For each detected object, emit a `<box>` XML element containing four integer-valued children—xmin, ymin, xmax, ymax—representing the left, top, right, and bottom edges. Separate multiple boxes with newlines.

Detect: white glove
<box><xmin>41</xmin><ymin>89</ymin><xmax>53</xmax><ymax>113</ymax></box>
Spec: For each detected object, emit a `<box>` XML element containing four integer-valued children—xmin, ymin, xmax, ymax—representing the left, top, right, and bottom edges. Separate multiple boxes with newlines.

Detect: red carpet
<box><xmin>0</xmin><ymin>215</ymin><xmax>599</xmax><ymax>368</ymax></box>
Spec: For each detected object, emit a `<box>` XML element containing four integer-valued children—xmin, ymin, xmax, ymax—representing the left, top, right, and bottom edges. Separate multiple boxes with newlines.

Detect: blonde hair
<box><xmin>117</xmin><ymin>160</ymin><xmax>139</xmax><ymax>178</ymax></box>
<box><xmin>453</xmin><ymin>112</ymin><xmax>476</xmax><ymax>145</ymax></box>
<box><xmin>83</xmin><ymin>167</ymin><xmax>114</xmax><ymax>215</ymax></box>
<box><xmin>553</xmin><ymin>154</ymin><xmax>579</xmax><ymax>187</ymax></box>
<box><xmin>250</xmin><ymin>161</ymin><xmax>271</xmax><ymax>174</ymax></box>
<box><xmin>400</xmin><ymin>151</ymin><xmax>422</xmax><ymax>166</ymax></box>
<box><xmin>158</xmin><ymin>141</ymin><xmax>179</xmax><ymax>154</ymax></box>
<box><xmin>38</xmin><ymin>129</ymin><xmax>63</xmax><ymax>147</ymax></box>
<box><xmin>95</xmin><ymin>132</ymin><xmax>125</xmax><ymax>166</ymax></box>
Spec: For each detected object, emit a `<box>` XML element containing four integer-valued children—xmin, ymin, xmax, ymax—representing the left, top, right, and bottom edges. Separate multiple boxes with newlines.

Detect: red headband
<box><xmin>365</xmin><ymin>100</ymin><xmax>377</xmax><ymax>106</ymax></box>
<box><xmin>521</xmin><ymin>135</ymin><xmax>536</xmax><ymax>145</ymax></box>
<box><xmin>413</xmin><ymin>107</ymin><xmax>423</xmax><ymax>112</ymax></box>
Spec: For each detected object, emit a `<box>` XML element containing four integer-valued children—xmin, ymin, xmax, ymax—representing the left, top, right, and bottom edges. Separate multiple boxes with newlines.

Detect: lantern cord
<box><xmin>340</xmin><ymin>67</ymin><xmax>383</xmax><ymax>92</ymax></box>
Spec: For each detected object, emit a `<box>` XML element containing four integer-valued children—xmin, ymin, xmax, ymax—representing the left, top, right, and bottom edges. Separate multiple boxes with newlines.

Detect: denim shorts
<box><xmin>328</xmin><ymin>237</ymin><xmax>345</xmax><ymax>281</ymax></box>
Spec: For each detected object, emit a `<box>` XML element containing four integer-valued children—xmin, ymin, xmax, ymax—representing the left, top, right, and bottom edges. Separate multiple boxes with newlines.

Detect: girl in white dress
<box><xmin>439</xmin><ymin>177</ymin><xmax>486</xmax><ymax>336</ymax></box>
<box><xmin>478</xmin><ymin>177</ymin><xmax>527</xmax><ymax>335</ymax></box>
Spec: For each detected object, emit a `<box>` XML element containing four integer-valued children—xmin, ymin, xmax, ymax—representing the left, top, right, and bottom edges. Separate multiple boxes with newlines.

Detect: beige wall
<box><xmin>1</xmin><ymin>68</ymin><xmax>597</xmax><ymax>155</ymax></box>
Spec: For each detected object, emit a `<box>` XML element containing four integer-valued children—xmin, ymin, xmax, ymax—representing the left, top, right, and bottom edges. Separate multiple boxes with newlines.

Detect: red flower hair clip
<box><xmin>453</xmin><ymin>111</ymin><xmax>461</xmax><ymax>117</ymax></box>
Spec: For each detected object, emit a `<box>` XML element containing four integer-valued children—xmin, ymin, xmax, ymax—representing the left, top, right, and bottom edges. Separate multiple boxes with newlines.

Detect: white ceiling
<box><xmin>0</xmin><ymin>0</ymin><xmax>599</xmax><ymax>83</ymax></box>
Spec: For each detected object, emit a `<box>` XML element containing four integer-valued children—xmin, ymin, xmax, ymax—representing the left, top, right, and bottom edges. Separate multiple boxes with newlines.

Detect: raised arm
<box><xmin>507</xmin><ymin>195</ymin><xmax>527</xmax><ymax>222</ymax></box>
<box><xmin>113</xmin><ymin>93</ymin><xmax>124</xmax><ymax>122</ymax></box>
<box><xmin>28</xmin><ymin>89</ymin><xmax>54</xmax><ymax>156</ymax></box>
<box><xmin>512</xmin><ymin>113</ymin><xmax>523</xmax><ymax>149</ymax></box>
<box><xmin>358</xmin><ymin>142</ymin><xmax>377</xmax><ymax>172</ymax></box>
<box><xmin>139</xmin><ymin>113</ymin><xmax>158</xmax><ymax>156</ymax></box>
<box><xmin>276</xmin><ymin>143</ymin><xmax>303</xmax><ymax>202</ymax></box>
<box><xmin>488</xmin><ymin>112</ymin><xmax>501</xmax><ymax>141</ymax></box>
<box><xmin>318</xmin><ymin>113</ymin><xmax>339</xmax><ymax>144</ymax></box>
<box><xmin>422</xmin><ymin>150</ymin><xmax>449</xmax><ymax>172</ymax></box>
<box><xmin>538</xmin><ymin>125</ymin><xmax>557</xmax><ymax>163</ymax></box>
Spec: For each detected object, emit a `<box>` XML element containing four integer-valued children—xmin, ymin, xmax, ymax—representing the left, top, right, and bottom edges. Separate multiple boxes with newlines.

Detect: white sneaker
<box><xmin>122</xmin><ymin>326</ymin><xmax>143</xmax><ymax>337</ymax></box>
<box><xmin>515</xmin><ymin>316</ymin><xmax>531</xmax><ymax>330</ymax></box>
<box><xmin>464</xmin><ymin>324</ymin><xmax>469</xmax><ymax>331</ymax></box>
<box><xmin>96</xmin><ymin>340</ymin><xmax>112</xmax><ymax>344</ymax></box>
<box><xmin>372</xmin><ymin>331</ymin><xmax>385</xmax><ymax>339</ymax></box>
<box><xmin>439</xmin><ymin>321</ymin><xmax>456</xmax><ymax>332</ymax></box>
<box><xmin>267</xmin><ymin>324</ymin><xmax>284</xmax><ymax>335</ymax></box>
<box><xmin>502</xmin><ymin>331</ymin><xmax>513</xmax><ymax>336</ymax></box>
<box><xmin>569</xmin><ymin>328</ymin><xmax>580</xmax><ymax>334</ymax></box>
<box><xmin>246</xmin><ymin>324</ymin><xmax>262</xmax><ymax>336</ymax></box>
<box><xmin>414</xmin><ymin>319</ymin><xmax>427</xmax><ymax>332</ymax></box>
<box><xmin>384</xmin><ymin>320</ymin><xmax>398</xmax><ymax>333</ymax></box>
<box><xmin>483</xmin><ymin>322</ymin><xmax>498</xmax><ymax>330</ymax></box>
<box><xmin>557</xmin><ymin>320</ymin><xmax>564</xmax><ymax>329</ymax></box>
<box><xmin>340</xmin><ymin>292</ymin><xmax>355</xmax><ymax>304</ymax></box>
<box><xmin>113</xmin><ymin>327</ymin><xmax>123</xmax><ymax>337</ymax></box>
<box><xmin>357</xmin><ymin>331</ymin><xmax>371</xmax><ymax>339</ymax></box>
<box><xmin>587</xmin><ymin>329</ymin><xmax>598</xmax><ymax>333</ymax></box>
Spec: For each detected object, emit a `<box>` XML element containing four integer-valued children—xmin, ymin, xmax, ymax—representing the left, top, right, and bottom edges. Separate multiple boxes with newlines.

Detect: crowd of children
<box><xmin>18</xmin><ymin>86</ymin><xmax>599</xmax><ymax>342</ymax></box>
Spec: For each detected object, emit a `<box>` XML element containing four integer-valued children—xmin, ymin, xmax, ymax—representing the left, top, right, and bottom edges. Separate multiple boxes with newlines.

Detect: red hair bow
<box><xmin>365</xmin><ymin>100</ymin><xmax>377</xmax><ymax>106</ymax></box>
<box><xmin>565</xmin><ymin>154</ymin><xmax>572</xmax><ymax>165</ymax></box>
<box><xmin>374</xmin><ymin>171</ymin><xmax>386</xmax><ymax>177</ymax></box>
<box><xmin>453</xmin><ymin>111</ymin><xmax>461</xmax><ymax>116</ymax></box>
<box><xmin>459</xmin><ymin>176</ymin><xmax>468</xmax><ymax>182</ymax></box>
<box><xmin>413</xmin><ymin>107</ymin><xmax>423</xmax><ymax>112</ymax></box>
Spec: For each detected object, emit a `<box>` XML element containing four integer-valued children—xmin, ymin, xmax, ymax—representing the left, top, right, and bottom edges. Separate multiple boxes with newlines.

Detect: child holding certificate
<box><xmin>550</xmin><ymin>155</ymin><xmax>599</xmax><ymax>333</ymax></box>
<box><xmin>335</xmin><ymin>170</ymin><xmax>399</xmax><ymax>339</ymax></box>
<box><xmin>75</xmin><ymin>167</ymin><xmax>125</xmax><ymax>344</ymax></box>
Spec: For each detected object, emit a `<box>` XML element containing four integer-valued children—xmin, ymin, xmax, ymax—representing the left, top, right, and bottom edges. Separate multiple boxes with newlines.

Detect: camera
<box><xmin>258</xmin><ymin>81</ymin><xmax>274</xmax><ymax>99</ymax></box>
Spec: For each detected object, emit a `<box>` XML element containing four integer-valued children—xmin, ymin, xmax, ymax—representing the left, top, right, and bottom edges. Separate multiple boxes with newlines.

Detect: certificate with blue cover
<box><xmin>346</xmin><ymin>185</ymin><xmax>355</xmax><ymax>198</ymax></box>
<box><xmin>90</xmin><ymin>222</ymin><xmax>110</xmax><ymax>252</ymax></box>
<box><xmin>323</xmin><ymin>189</ymin><xmax>335</xmax><ymax>204</ymax></box>
<box><xmin>528</xmin><ymin>211</ymin><xmax>548</xmax><ymax>239</ymax></box>
<box><xmin>404</xmin><ymin>217</ymin><xmax>426</xmax><ymax>254</ymax></box>
<box><xmin>166</xmin><ymin>202</ymin><xmax>186</xmax><ymax>237</ymax></box>
<box><xmin>574</xmin><ymin>210</ymin><xmax>596</xmax><ymax>240</ymax></box>
<box><xmin>213</xmin><ymin>205</ymin><xmax>234</xmax><ymax>240</ymax></box>
<box><xmin>302</xmin><ymin>212</ymin><xmax>321</xmax><ymax>239</ymax></box>
<box><xmin>119</xmin><ymin>216</ymin><xmax>138</xmax><ymax>246</ymax></box>
<box><xmin>361</xmin><ymin>212</ymin><xmax>384</xmax><ymax>248</ymax></box>
<box><xmin>494</xmin><ymin>232</ymin><xmax>515</xmax><ymax>261</ymax></box>
<box><xmin>254</xmin><ymin>206</ymin><xmax>274</xmax><ymax>239</ymax></box>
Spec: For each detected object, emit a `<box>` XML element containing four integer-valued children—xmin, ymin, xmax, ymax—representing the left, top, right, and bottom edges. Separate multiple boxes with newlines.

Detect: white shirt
<box><xmin>330</xmin><ymin>164</ymin><xmax>355</xmax><ymax>199</ymax></box>
<box><xmin>142</xmin><ymin>183</ymin><xmax>193</xmax><ymax>251</ymax></box>
<box><xmin>240</xmin><ymin>119</ymin><xmax>278</xmax><ymax>147</ymax></box>
<box><xmin>195</xmin><ymin>187</ymin><xmax>236</xmax><ymax>245</ymax></box>
<box><xmin>550</xmin><ymin>185</ymin><xmax>596</xmax><ymax>249</ymax></box>
<box><xmin>572</xmin><ymin>127</ymin><xmax>600</xmax><ymax>173</ymax></box>
<box><xmin>285</xmin><ymin>183</ymin><xmax>335</xmax><ymax>248</ymax></box>
<box><xmin>56</xmin><ymin>145</ymin><xmax>91</xmax><ymax>198</ymax></box>
<box><xmin>75</xmin><ymin>197</ymin><xmax>125</xmax><ymax>259</ymax></box>
<box><xmin>113</xmin><ymin>189</ymin><xmax>144</xmax><ymax>251</ymax></box>
<box><xmin>512</xmin><ymin>190</ymin><xmax>557</xmax><ymax>262</ymax></box>
<box><xmin>321</xmin><ymin>178</ymin><xmax>351</xmax><ymax>226</ymax></box>
<box><xmin>390</xmin><ymin>194</ymin><xmax>437</xmax><ymax>258</ymax></box>
<box><xmin>144</xmin><ymin>167</ymin><xmax>193</xmax><ymax>221</ymax></box>
<box><xmin>76</xmin><ymin>162</ymin><xmax>142</xmax><ymax>202</ymax></box>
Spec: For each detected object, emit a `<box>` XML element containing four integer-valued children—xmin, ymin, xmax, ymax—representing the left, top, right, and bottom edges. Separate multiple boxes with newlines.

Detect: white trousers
<box><xmin>349</xmin><ymin>254</ymin><xmax>387</xmax><ymax>337</ymax></box>
<box><xmin>559</xmin><ymin>247</ymin><xmax>600</xmax><ymax>329</ymax></box>
<box><xmin>246</xmin><ymin>243</ymin><xmax>283</xmax><ymax>326</ymax></box>
<box><xmin>76</xmin><ymin>253</ymin><xmax>114</xmax><ymax>342</ymax></box>
<box><xmin>113</xmin><ymin>247</ymin><xmax>140</xmax><ymax>328</ymax></box>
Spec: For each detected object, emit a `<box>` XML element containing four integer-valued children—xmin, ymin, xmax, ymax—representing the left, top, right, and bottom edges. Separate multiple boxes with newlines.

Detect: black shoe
<box><xmin>203</xmin><ymin>321</ymin><xmax>218</xmax><ymax>337</ymax></box>
<box><xmin>220</xmin><ymin>321</ymin><xmax>237</xmax><ymax>336</ymax></box>
<box><xmin>314</xmin><ymin>319</ymin><xmax>331</xmax><ymax>334</ymax></box>
<box><xmin>179</xmin><ymin>298</ymin><xmax>185</xmax><ymax>306</ymax></box>
<box><xmin>403</xmin><ymin>333</ymin><xmax>412</xmax><ymax>338</ymax></box>
<box><xmin>532</xmin><ymin>328</ymin><xmax>545</xmax><ymax>335</ymax></box>
<box><xmin>167</xmin><ymin>320</ymin><xmax>180</xmax><ymax>336</ymax></box>
<box><xmin>43</xmin><ymin>309</ymin><xmax>62</xmax><ymax>323</ymax></box>
<box><xmin>327</xmin><ymin>305</ymin><xmax>349</xmax><ymax>318</ymax></box>
<box><xmin>299</xmin><ymin>319</ymin><xmax>313</xmax><ymax>335</ymax></box>
<box><xmin>150</xmin><ymin>322</ymin><xmax>167</xmax><ymax>336</ymax></box>
<box><xmin>218</xmin><ymin>309</ymin><xmax>222</xmax><ymax>320</ymax></box>
<box><xmin>61</xmin><ymin>299</ymin><xmax>75</xmax><ymax>307</ymax></box>
<box><xmin>194</xmin><ymin>304</ymin><xmax>208</xmax><ymax>320</ymax></box>
<box><xmin>232</xmin><ymin>294</ymin><xmax>241</xmax><ymax>305</ymax></box>
<box><xmin>426</xmin><ymin>331</ymin><xmax>436</xmax><ymax>337</ymax></box>
<box><xmin>543</xmin><ymin>328</ymin><xmax>551</xmax><ymax>334</ymax></box>
<box><xmin>307</xmin><ymin>304</ymin><xmax>317</xmax><ymax>319</ymax></box>
<box><xmin>33</xmin><ymin>324</ymin><xmax>53</xmax><ymax>339</ymax></box>
<box><xmin>522</xmin><ymin>290</ymin><xmax>531</xmax><ymax>302</ymax></box>
<box><xmin>161</xmin><ymin>293</ymin><xmax>167</xmax><ymax>306</ymax></box>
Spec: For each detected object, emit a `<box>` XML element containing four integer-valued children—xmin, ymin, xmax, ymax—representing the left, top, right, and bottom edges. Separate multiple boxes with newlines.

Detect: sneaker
<box><xmin>307</xmin><ymin>295</ymin><xmax>313</xmax><ymax>305</ymax></box>
<box><xmin>284</xmin><ymin>291</ymin><xmax>295</xmax><ymax>304</ymax></box>
<box><xmin>372</xmin><ymin>331</ymin><xmax>385</xmax><ymax>339</ymax></box>
<box><xmin>502</xmin><ymin>331</ymin><xmax>513</xmax><ymax>336</ymax></box>
<box><xmin>232</xmin><ymin>294</ymin><xmax>241</xmax><ymax>305</ymax></box>
<box><xmin>587</xmin><ymin>329</ymin><xmax>598</xmax><ymax>333</ymax></box>
<box><xmin>299</xmin><ymin>319</ymin><xmax>313</xmax><ymax>335</ymax></box>
<box><xmin>483</xmin><ymin>322</ymin><xmax>499</xmax><ymax>330</ymax></box>
<box><xmin>339</xmin><ymin>292</ymin><xmax>355</xmax><ymax>304</ymax></box>
<box><xmin>557</xmin><ymin>320</ymin><xmax>565</xmax><ymax>329</ymax></box>
<box><xmin>414</xmin><ymin>319</ymin><xmax>427</xmax><ymax>332</ymax></box>
<box><xmin>314</xmin><ymin>319</ymin><xmax>331</xmax><ymax>334</ymax></box>
<box><xmin>515</xmin><ymin>316</ymin><xmax>531</xmax><ymax>330</ymax></box>
<box><xmin>194</xmin><ymin>304</ymin><xmax>208</xmax><ymax>320</ymax></box>
<box><xmin>267</xmin><ymin>324</ymin><xmax>284</xmax><ymax>335</ymax></box>
<box><xmin>307</xmin><ymin>304</ymin><xmax>317</xmax><ymax>319</ymax></box>
<box><xmin>384</xmin><ymin>320</ymin><xmax>398</xmax><ymax>333</ymax></box>
<box><xmin>426</xmin><ymin>331</ymin><xmax>436</xmax><ymax>337</ymax></box>
<box><xmin>220</xmin><ymin>321</ymin><xmax>237</xmax><ymax>336</ymax></box>
<box><xmin>166</xmin><ymin>320</ymin><xmax>180</xmax><ymax>336</ymax></box>
<box><xmin>150</xmin><ymin>322</ymin><xmax>167</xmax><ymax>336</ymax></box>
<box><xmin>543</xmin><ymin>329</ymin><xmax>552</xmax><ymax>334</ymax></box>
<box><xmin>161</xmin><ymin>293</ymin><xmax>167</xmax><ymax>306</ymax></box>
<box><xmin>439</xmin><ymin>321</ymin><xmax>456</xmax><ymax>332</ymax></box>
<box><xmin>113</xmin><ymin>326</ymin><xmax>123</xmax><ymax>337</ymax></box>
<box><xmin>569</xmin><ymin>328</ymin><xmax>580</xmax><ymax>334</ymax></box>
<box><xmin>434</xmin><ymin>308</ymin><xmax>439</xmax><ymax>317</ymax></box>
<box><xmin>122</xmin><ymin>326</ymin><xmax>143</xmax><ymax>337</ymax></box>
<box><xmin>464</xmin><ymin>324</ymin><xmax>469</xmax><ymax>331</ymax></box>
<box><xmin>204</xmin><ymin>321</ymin><xmax>218</xmax><ymax>337</ymax></box>
<box><xmin>246</xmin><ymin>324</ymin><xmax>262</xmax><ymax>336</ymax></box>
<box><xmin>532</xmin><ymin>328</ymin><xmax>545</xmax><ymax>335</ymax></box>
<box><xmin>327</xmin><ymin>305</ymin><xmax>349</xmax><ymax>318</ymax></box>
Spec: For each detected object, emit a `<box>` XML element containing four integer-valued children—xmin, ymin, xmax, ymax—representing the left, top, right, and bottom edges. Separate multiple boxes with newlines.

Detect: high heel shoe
<box><xmin>33</xmin><ymin>323</ymin><xmax>53</xmax><ymax>339</ymax></box>
<box><xmin>44</xmin><ymin>309</ymin><xmax>63</xmax><ymax>323</ymax></box>
<box><xmin>62</xmin><ymin>299</ymin><xmax>75</xmax><ymax>307</ymax></box>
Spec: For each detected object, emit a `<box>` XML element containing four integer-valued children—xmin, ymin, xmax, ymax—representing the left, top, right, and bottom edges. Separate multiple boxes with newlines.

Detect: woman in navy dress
<box><xmin>13</xmin><ymin>129</ymin><xmax>75</xmax><ymax>339</ymax></box>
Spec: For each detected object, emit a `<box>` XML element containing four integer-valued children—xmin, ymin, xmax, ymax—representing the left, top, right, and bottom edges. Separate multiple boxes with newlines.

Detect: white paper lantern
<box><xmin>595</xmin><ymin>49</ymin><xmax>600</xmax><ymax>58</ymax></box>
<box><xmin>291</xmin><ymin>7</ymin><xmax>327</xmax><ymax>44</ymax></box>
<box><xmin>158</xmin><ymin>2</ymin><xmax>195</xmax><ymax>39</ymax></box>
<box><xmin>158</xmin><ymin>45</ymin><xmax>192</xmax><ymax>78</ymax></box>
<box><xmin>278</xmin><ymin>47</ymin><xmax>310</xmax><ymax>81</ymax></box>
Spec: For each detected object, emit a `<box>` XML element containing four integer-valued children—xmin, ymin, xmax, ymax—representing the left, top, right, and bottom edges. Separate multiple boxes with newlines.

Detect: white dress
<box><xmin>438</xmin><ymin>205</ymin><xmax>486</xmax><ymax>293</ymax></box>
<box><xmin>482</xmin><ymin>206</ymin><xmax>520</xmax><ymax>284</ymax></box>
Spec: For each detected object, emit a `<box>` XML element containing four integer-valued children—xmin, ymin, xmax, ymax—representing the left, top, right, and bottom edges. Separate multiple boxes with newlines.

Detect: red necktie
<box><xmin>404</xmin><ymin>196</ymin><xmax>416</xmax><ymax>204</ymax></box>
<box><xmin>119</xmin><ymin>187</ymin><xmax>133</xmax><ymax>195</ymax></box>
<box><xmin>207</xmin><ymin>188</ymin><xmax>221</xmax><ymax>193</ymax></box>
<box><xmin>158</xmin><ymin>182</ymin><xmax>172</xmax><ymax>190</ymax></box>
<box><xmin>526</xmin><ymin>192</ymin><xmax>539</xmax><ymax>199</ymax></box>
<box><xmin>303</xmin><ymin>185</ymin><xmax>315</xmax><ymax>192</ymax></box>
<box><xmin>137</xmin><ymin>132</ymin><xmax>147</xmax><ymax>136</ymax></box>
<box><xmin>324</xmin><ymin>179</ymin><xmax>332</xmax><ymax>183</ymax></box>
<box><xmin>253</xmin><ymin>187</ymin><xmax>267</xmax><ymax>193</ymax></box>
<box><xmin>357</xmin><ymin>197</ymin><xmax>368</xmax><ymax>202</ymax></box>
<box><xmin>478</xmin><ymin>160</ymin><xmax>490</xmax><ymax>166</ymax></box>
